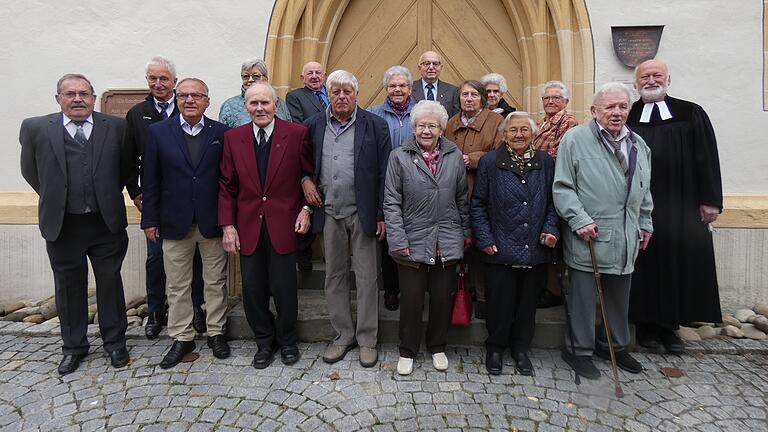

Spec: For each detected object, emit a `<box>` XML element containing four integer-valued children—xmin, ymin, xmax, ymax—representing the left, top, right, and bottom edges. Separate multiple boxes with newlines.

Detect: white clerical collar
<box><xmin>639</xmin><ymin>100</ymin><xmax>673</xmax><ymax>123</ymax></box>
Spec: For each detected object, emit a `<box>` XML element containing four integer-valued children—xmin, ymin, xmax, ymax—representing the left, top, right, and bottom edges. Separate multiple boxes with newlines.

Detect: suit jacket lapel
<box><xmin>306</xmin><ymin>88</ymin><xmax>324</xmax><ymax>112</ymax></box>
<box><xmin>412</xmin><ymin>79</ymin><xmax>425</xmax><ymax>100</ymax></box>
<box><xmin>196</xmin><ymin>116</ymin><xmax>217</xmax><ymax>171</ymax></box>
<box><xmin>91</xmin><ymin>114</ymin><xmax>107</xmax><ymax>174</ymax></box>
<box><xmin>264</xmin><ymin>121</ymin><xmax>287</xmax><ymax>192</ymax></box>
<box><xmin>353</xmin><ymin>108</ymin><xmax>365</xmax><ymax>167</ymax></box>
<box><xmin>47</xmin><ymin>115</ymin><xmax>67</xmax><ymax>178</ymax></box>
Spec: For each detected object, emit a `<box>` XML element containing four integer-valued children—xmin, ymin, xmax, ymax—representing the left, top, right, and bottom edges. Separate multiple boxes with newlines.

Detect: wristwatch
<box><xmin>302</xmin><ymin>205</ymin><xmax>313</xmax><ymax>214</ymax></box>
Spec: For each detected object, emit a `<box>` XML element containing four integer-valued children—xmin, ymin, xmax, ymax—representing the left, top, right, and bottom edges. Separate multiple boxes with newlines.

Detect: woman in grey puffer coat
<box><xmin>384</xmin><ymin>100</ymin><xmax>471</xmax><ymax>376</ymax></box>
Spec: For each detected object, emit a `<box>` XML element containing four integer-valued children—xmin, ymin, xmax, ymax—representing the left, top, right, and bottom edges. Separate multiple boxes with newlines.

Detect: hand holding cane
<box><xmin>588</xmin><ymin>239</ymin><xmax>624</xmax><ymax>398</ymax></box>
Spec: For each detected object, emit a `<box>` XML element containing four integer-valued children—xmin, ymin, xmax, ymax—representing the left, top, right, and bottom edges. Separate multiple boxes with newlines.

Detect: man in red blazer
<box><xmin>219</xmin><ymin>81</ymin><xmax>314</xmax><ymax>369</ymax></box>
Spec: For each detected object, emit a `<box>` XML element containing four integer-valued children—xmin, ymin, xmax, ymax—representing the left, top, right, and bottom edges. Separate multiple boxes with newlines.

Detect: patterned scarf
<box><xmin>419</xmin><ymin>141</ymin><xmax>441</xmax><ymax>175</ymax></box>
<box><xmin>506</xmin><ymin>142</ymin><xmax>536</xmax><ymax>172</ymax></box>
<box><xmin>461</xmin><ymin>108</ymin><xmax>483</xmax><ymax>126</ymax></box>
<box><xmin>385</xmin><ymin>96</ymin><xmax>411</xmax><ymax>118</ymax></box>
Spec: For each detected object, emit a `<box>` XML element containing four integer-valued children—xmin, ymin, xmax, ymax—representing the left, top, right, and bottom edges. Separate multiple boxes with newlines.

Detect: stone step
<box><xmin>226</xmin><ymin>290</ymin><xmax>569</xmax><ymax>348</ymax></box>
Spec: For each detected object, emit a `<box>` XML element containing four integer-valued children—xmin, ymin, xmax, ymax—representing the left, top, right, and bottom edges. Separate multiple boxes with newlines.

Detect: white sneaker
<box><xmin>432</xmin><ymin>352</ymin><xmax>448</xmax><ymax>371</ymax></box>
<box><xmin>397</xmin><ymin>357</ymin><xmax>413</xmax><ymax>375</ymax></box>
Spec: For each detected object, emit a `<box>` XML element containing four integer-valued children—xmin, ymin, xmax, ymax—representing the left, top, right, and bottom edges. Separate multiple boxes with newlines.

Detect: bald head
<box><xmin>635</xmin><ymin>59</ymin><xmax>671</xmax><ymax>102</ymax></box>
<box><xmin>301</xmin><ymin>61</ymin><xmax>326</xmax><ymax>91</ymax></box>
<box><xmin>418</xmin><ymin>51</ymin><xmax>443</xmax><ymax>84</ymax></box>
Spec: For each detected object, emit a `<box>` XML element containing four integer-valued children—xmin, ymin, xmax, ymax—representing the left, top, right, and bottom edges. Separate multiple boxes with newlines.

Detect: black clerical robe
<box><xmin>627</xmin><ymin>95</ymin><xmax>723</xmax><ymax>329</ymax></box>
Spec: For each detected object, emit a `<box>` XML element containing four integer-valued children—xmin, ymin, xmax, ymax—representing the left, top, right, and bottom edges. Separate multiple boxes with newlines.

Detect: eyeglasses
<box><xmin>59</xmin><ymin>91</ymin><xmax>93</xmax><ymax>99</ymax></box>
<box><xmin>420</xmin><ymin>61</ymin><xmax>441</xmax><ymax>67</ymax></box>
<box><xmin>147</xmin><ymin>75</ymin><xmax>172</xmax><ymax>83</ymax></box>
<box><xmin>176</xmin><ymin>92</ymin><xmax>208</xmax><ymax>101</ymax></box>
<box><xmin>542</xmin><ymin>96</ymin><xmax>564</xmax><ymax>102</ymax></box>
<box><xmin>415</xmin><ymin>123</ymin><xmax>440</xmax><ymax>131</ymax></box>
<box><xmin>241</xmin><ymin>73</ymin><xmax>264</xmax><ymax>81</ymax></box>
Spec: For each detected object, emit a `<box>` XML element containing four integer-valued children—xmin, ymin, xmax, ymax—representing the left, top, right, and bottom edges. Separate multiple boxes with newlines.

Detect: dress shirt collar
<box><xmin>252</xmin><ymin>119</ymin><xmax>275</xmax><ymax>141</ymax></box>
<box><xmin>422</xmin><ymin>80</ymin><xmax>439</xmax><ymax>97</ymax></box>
<box><xmin>596</xmin><ymin>121</ymin><xmax>630</xmax><ymax>142</ymax></box>
<box><xmin>180</xmin><ymin>115</ymin><xmax>205</xmax><ymax>136</ymax></box>
<box><xmin>154</xmin><ymin>96</ymin><xmax>175</xmax><ymax>117</ymax></box>
<box><xmin>62</xmin><ymin>113</ymin><xmax>94</xmax><ymax>139</ymax></box>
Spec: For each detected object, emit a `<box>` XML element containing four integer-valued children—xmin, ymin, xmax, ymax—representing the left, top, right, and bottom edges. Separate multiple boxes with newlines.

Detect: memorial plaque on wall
<box><xmin>611</xmin><ymin>26</ymin><xmax>664</xmax><ymax>68</ymax></box>
<box><xmin>101</xmin><ymin>89</ymin><xmax>151</xmax><ymax>118</ymax></box>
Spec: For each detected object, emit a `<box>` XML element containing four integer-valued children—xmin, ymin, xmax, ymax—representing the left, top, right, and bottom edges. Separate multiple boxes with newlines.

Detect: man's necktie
<box><xmin>158</xmin><ymin>101</ymin><xmax>169</xmax><ymax>119</ymax></box>
<box><xmin>315</xmin><ymin>91</ymin><xmax>328</xmax><ymax>108</ymax></box>
<box><xmin>425</xmin><ymin>83</ymin><xmax>435</xmax><ymax>101</ymax></box>
<box><xmin>608</xmin><ymin>139</ymin><xmax>628</xmax><ymax>175</ymax></box>
<box><xmin>258</xmin><ymin>128</ymin><xmax>267</xmax><ymax>147</ymax></box>
<box><xmin>73</xmin><ymin>121</ymin><xmax>87</xmax><ymax>146</ymax></box>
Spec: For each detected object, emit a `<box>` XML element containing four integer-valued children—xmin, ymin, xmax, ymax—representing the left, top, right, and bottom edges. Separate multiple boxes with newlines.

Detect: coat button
<box><xmin>524</xmin><ymin>244</ymin><xmax>529</xmax><ymax>249</ymax></box>
<box><xmin>521</xmin><ymin>180</ymin><xmax>526</xmax><ymax>184</ymax></box>
<box><xmin>523</xmin><ymin>223</ymin><xmax>528</xmax><ymax>227</ymax></box>
<box><xmin>262</xmin><ymin>196</ymin><xmax>267</xmax><ymax>201</ymax></box>
<box><xmin>523</xmin><ymin>201</ymin><xmax>527</xmax><ymax>205</ymax></box>
<box><xmin>429</xmin><ymin>258</ymin><xmax>435</xmax><ymax>263</ymax></box>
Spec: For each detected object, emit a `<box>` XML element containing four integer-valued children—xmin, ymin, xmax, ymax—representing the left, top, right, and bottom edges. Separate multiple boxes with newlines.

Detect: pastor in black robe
<box><xmin>627</xmin><ymin>95</ymin><xmax>723</xmax><ymax>329</ymax></box>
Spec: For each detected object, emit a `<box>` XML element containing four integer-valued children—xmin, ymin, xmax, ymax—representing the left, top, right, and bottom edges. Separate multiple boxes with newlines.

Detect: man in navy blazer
<box><xmin>303</xmin><ymin>70</ymin><xmax>391</xmax><ymax>368</ymax></box>
<box><xmin>141</xmin><ymin>78</ymin><xmax>231</xmax><ymax>369</ymax></box>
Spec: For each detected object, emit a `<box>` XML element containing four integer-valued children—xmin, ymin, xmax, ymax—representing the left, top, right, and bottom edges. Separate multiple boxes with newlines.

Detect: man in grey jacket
<box><xmin>553</xmin><ymin>82</ymin><xmax>653</xmax><ymax>380</ymax></box>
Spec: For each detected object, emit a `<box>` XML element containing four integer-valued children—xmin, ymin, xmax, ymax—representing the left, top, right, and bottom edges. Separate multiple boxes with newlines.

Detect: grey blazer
<box><xmin>411</xmin><ymin>78</ymin><xmax>460</xmax><ymax>118</ymax></box>
<box><xmin>20</xmin><ymin>111</ymin><xmax>129</xmax><ymax>241</ymax></box>
<box><xmin>286</xmin><ymin>87</ymin><xmax>325</xmax><ymax>125</ymax></box>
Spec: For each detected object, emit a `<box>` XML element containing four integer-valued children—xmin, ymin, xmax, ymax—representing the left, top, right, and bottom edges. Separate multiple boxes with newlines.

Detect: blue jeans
<box><xmin>146</xmin><ymin>237</ymin><xmax>204</xmax><ymax>312</ymax></box>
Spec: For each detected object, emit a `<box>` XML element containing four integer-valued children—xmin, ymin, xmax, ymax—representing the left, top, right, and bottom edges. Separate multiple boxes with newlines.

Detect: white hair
<box><xmin>498</xmin><ymin>111</ymin><xmax>537</xmax><ymax>135</ymax></box>
<box><xmin>145</xmin><ymin>56</ymin><xmax>177</xmax><ymax>78</ymax></box>
<box><xmin>326</xmin><ymin>70</ymin><xmax>359</xmax><ymax>93</ymax></box>
<box><xmin>382</xmin><ymin>65</ymin><xmax>413</xmax><ymax>87</ymax></box>
<box><xmin>540</xmin><ymin>80</ymin><xmax>570</xmax><ymax>100</ymax></box>
<box><xmin>241</xmin><ymin>58</ymin><xmax>268</xmax><ymax>77</ymax></box>
<box><xmin>480</xmin><ymin>73</ymin><xmax>508</xmax><ymax>93</ymax></box>
<box><xmin>410</xmin><ymin>100</ymin><xmax>449</xmax><ymax>129</ymax></box>
<box><xmin>592</xmin><ymin>82</ymin><xmax>631</xmax><ymax>106</ymax></box>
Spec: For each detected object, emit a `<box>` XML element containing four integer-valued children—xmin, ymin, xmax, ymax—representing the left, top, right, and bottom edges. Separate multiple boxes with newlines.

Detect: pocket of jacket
<box><xmin>572</xmin><ymin>227</ymin><xmax>614</xmax><ymax>268</ymax></box>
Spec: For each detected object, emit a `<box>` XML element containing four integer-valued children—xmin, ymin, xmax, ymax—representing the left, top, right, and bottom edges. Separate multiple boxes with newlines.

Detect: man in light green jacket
<box><xmin>553</xmin><ymin>82</ymin><xmax>653</xmax><ymax>380</ymax></box>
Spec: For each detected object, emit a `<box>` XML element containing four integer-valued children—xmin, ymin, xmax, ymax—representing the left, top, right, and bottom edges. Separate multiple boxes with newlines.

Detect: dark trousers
<box><xmin>45</xmin><ymin>213</ymin><xmax>129</xmax><ymax>355</ymax></box>
<box><xmin>296</xmin><ymin>232</ymin><xmax>315</xmax><ymax>265</ymax></box>
<box><xmin>380</xmin><ymin>239</ymin><xmax>399</xmax><ymax>296</ymax></box>
<box><xmin>485</xmin><ymin>263</ymin><xmax>545</xmax><ymax>353</ymax></box>
<box><xmin>397</xmin><ymin>263</ymin><xmax>456</xmax><ymax>358</ymax></box>
<box><xmin>146</xmin><ymin>237</ymin><xmax>204</xmax><ymax>312</ymax></box>
<box><xmin>240</xmin><ymin>225</ymin><xmax>298</xmax><ymax>350</ymax></box>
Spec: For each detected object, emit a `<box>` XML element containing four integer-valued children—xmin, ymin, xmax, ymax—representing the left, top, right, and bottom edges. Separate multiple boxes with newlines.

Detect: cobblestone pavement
<box><xmin>0</xmin><ymin>329</ymin><xmax>766</xmax><ymax>431</ymax></box>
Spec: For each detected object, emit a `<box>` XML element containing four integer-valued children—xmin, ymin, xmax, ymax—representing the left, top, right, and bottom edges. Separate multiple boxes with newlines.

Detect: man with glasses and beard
<box><xmin>628</xmin><ymin>59</ymin><xmax>723</xmax><ymax>355</ymax></box>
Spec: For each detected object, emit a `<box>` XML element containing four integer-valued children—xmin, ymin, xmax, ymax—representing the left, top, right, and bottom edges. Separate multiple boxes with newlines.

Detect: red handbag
<box><xmin>451</xmin><ymin>263</ymin><xmax>472</xmax><ymax>326</ymax></box>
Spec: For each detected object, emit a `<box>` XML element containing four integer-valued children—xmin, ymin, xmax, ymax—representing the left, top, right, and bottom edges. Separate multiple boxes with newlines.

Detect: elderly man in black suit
<box><xmin>20</xmin><ymin>74</ymin><xmax>131</xmax><ymax>375</ymax></box>
<box><xmin>286</xmin><ymin>61</ymin><xmax>328</xmax><ymax>271</ymax></box>
<box><xmin>411</xmin><ymin>51</ymin><xmax>460</xmax><ymax>117</ymax></box>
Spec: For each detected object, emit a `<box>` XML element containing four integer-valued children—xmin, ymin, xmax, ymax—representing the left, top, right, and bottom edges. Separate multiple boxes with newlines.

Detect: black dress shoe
<box><xmin>58</xmin><ymin>353</ymin><xmax>86</xmax><ymax>375</ymax></box>
<box><xmin>475</xmin><ymin>301</ymin><xmax>486</xmax><ymax>319</ymax></box>
<box><xmin>160</xmin><ymin>340</ymin><xmax>196</xmax><ymax>369</ymax></box>
<box><xmin>281</xmin><ymin>345</ymin><xmax>301</xmax><ymax>365</ymax></box>
<box><xmin>192</xmin><ymin>305</ymin><xmax>207</xmax><ymax>334</ymax></box>
<box><xmin>145</xmin><ymin>310</ymin><xmax>164</xmax><ymax>340</ymax></box>
<box><xmin>595</xmin><ymin>349</ymin><xmax>643</xmax><ymax>374</ymax></box>
<box><xmin>108</xmin><ymin>347</ymin><xmax>130</xmax><ymax>368</ymax></box>
<box><xmin>384</xmin><ymin>293</ymin><xmax>399</xmax><ymax>311</ymax></box>
<box><xmin>636</xmin><ymin>324</ymin><xmax>661</xmax><ymax>350</ymax></box>
<box><xmin>485</xmin><ymin>351</ymin><xmax>503</xmax><ymax>375</ymax></box>
<box><xmin>207</xmin><ymin>335</ymin><xmax>231</xmax><ymax>359</ymax></box>
<box><xmin>561</xmin><ymin>350</ymin><xmax>600</xmax><ymax>380</ymax></box>
<box><xmin>660</xmin><ymin>329</ymin><xmax>684</xmax><ymax>355</ymax></box>
<box><xmin>253</xmin><ymin>347</ymin><xmax>275</xmax><ymax>369</ymax></box>
<box><xmin>511</xmin><ymin>350</ymin><xmax>534</xmax><ymax>376</ymax></box>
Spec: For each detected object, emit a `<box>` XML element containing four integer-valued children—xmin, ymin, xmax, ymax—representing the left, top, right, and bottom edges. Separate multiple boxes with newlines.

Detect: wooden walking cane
<box><xmin>587</xmin><ymin>240</ymin><xmax>624</xmax><ymax>398</ymax></box>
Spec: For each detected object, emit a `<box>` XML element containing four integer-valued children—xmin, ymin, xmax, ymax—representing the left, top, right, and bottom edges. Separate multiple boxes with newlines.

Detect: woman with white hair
<box><xmin>219</xmin><ymin>58</ymin><xmax>291</xmax><ymax>127</ymax></box>
<box><xmin>480</xmin><ymin>73</ymin><xmax>516</xmax><ymax>118</ymax></box>
<box><xmin>368</xmin><ymin>65</ymin><xmax>416</xmax><ymax>311</ymax></box>
<box><xmin>533</xmin><ymin>80</ymin><xmax>578</xmax><ymax>309</ymax></box>
<box><xmin>471</xmin><ymin>111</ymin><xmax>559</xmax><ymax>376</ymax></box>
<box><xmin>384</xmin><ymin>100</ymin><xmax>471</xmax><ymax>376</ymax></box>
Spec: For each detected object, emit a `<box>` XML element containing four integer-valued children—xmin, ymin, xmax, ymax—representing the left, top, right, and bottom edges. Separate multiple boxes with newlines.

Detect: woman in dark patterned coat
<box><xmin>471</xmin><ymin>111</ymin><xmax>559</xmax><ymax>376</ymax></box>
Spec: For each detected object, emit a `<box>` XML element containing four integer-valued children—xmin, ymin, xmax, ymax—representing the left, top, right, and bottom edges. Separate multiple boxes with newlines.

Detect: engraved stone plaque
<box><xmin>100</xmin><ymin>89</ymin><xmax>150</xmax><ymax>118</ymax></box>
<box><xmin>611</xmin><ymin>26</ymin><xmax>664</xmax><ymax>68</ymax></box>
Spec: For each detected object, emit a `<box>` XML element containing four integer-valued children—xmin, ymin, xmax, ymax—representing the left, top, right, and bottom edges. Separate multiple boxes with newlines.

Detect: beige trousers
<box><xmin>163</xmin><ymin>226</ymin><xmax>228</xmax><ymax>341</ymax></box>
